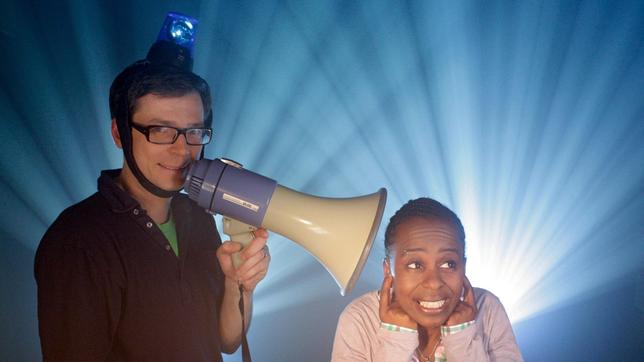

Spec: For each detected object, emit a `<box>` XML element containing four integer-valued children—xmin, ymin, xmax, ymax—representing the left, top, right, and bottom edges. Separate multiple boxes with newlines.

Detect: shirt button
<box><xmin>146</xmin><ymin>222</ymin><xmax>153</xmax><ymax>228</ymax></box>
<box><xmin>133</xmin><ymin>209</ymin><xmax>139</xmax><ymax>215</ymax></box>
<box><xmin>165</xmin><ymin>245</ymin><xmax>171</xmax><ymax>251</ymax></box>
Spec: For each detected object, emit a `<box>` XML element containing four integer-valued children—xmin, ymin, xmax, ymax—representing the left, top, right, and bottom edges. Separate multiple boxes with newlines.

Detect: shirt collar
<box><xmin>98</xmin><ymin>168</ymin><xmax>194</xmax><ymax>216</ymax></box>
<box><xmin>98</xmin><ymin>169</ymin><xmax>140</xmax><ymax>213</ymax></box>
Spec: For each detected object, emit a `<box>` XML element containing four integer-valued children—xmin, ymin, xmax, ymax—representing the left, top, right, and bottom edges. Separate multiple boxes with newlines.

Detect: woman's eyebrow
<box><xmin>402</xmin><ymin>247</ymin><xmax>427</xmax><ymax>255</ymax></box>
<box><xmin>437</xmin><ymin>247</ymin><xmax>460</xmax><ymax>254</ymax></box>
<box><xmin>402</xmin><ymin>247</ymin><xmax>461</xmax><ymax>255</ymax></box>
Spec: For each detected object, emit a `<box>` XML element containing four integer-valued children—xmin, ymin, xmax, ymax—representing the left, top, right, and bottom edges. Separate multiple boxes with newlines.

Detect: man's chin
<box><xmin>156</xmin><ymin>181</ymin><xmax>184</xmax><ymax>194</ymax></box>
<box><xmin>167</xmin><ymin>176</ymin><xmax>187</xmax><ymax>190</ymax></box>
<box><xmin>169</xmin><ymin>185</ymin><xmax>184</xmax><ymax>193</ymax></box>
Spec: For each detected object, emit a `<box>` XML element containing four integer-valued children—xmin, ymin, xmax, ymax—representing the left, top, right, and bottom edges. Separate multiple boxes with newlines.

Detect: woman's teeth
<box><xmin>418</xmin><ymin>299</ymin><xmax>446</xmax><ymax>309</ymax></box>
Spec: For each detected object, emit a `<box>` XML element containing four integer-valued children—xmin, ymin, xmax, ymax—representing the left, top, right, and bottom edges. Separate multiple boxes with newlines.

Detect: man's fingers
<box><xmin>237</xmin><ymin>252</ymin><xmax>270</xmax><ymax>280</ymax></box>
<box><xmin>236</xmin><ymin>239</ymin><xmax>269</xmax><ymax>273</ymax></box>
<box><xmin>252</xmin><ymin>228</ymin><xmax>269</xmax><ymax>239</ymax></box>
<box><xmin>216</xmin><ymin>242</ymin><xmax>243</xmax><ymax>281</ymax></box>
<box><xmin>217</xmin><ymin>241</ymin><xmax>243</xmax><ymax>256</ymax></box>
<box><xmin>239</xmin><ymin>228</ymin><xmax>268</xmax><ymax>259</ymax></box>
<box><xmin>239</xmin><ymin>261</ymin><xmax>270</xmax><ymax>290</ymax></box>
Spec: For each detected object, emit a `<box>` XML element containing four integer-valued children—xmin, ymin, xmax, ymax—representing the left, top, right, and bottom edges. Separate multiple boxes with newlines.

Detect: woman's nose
<box><xmin>421</xmin><ymin>269</ymin><xmax>444</xmax><ymax>289</ymax></box>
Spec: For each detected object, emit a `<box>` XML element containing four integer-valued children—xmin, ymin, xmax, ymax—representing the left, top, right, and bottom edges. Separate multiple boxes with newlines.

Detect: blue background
<box><xmin>1</xmin><ymin>0</ymin><xmax>643</xmax><ymax>360</ymax></box>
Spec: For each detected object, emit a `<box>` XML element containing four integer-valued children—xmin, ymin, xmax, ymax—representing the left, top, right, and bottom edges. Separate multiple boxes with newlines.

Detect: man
<box><xmin>35</xmin><ymin>14</ymin><xmax>269</xmax><ymax>361</ymax></box>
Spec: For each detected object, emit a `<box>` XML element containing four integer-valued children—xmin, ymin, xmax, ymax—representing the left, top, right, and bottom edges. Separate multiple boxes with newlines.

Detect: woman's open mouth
<box><xmin>416</xmin><ymin>298</ymin><xmax>447</xmax><ymax>313</ymax></box>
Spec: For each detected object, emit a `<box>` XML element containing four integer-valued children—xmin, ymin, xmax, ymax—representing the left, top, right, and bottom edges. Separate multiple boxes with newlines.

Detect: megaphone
<box><xmin>184</xmin><ymin>158</ymin><xmax>387</xmax><ymax>295</ymax></box>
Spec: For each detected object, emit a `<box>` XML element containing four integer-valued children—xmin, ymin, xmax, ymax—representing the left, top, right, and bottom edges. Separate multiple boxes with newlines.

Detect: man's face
<box><xmin>390</xmin><ymin>217</ymin><xmax>465</xmax><ymax>328</ymax></box>
<box><xmin>128</xmin><ymin>91</ymin><xmax>205</xmax><ymax>191</ymax></box>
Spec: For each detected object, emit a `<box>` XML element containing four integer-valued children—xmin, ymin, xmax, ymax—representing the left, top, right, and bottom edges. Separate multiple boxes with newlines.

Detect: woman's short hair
<box><xmin>384</xmin><ymin>197</ymin><xmax>466</xmax><ymax>257</ymax></box>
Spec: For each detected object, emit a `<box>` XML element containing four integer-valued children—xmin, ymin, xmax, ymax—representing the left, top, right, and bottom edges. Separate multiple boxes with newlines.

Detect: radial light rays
<box><xmin>195</xmin><ymin>1</ymin><xmax>644</xmax><ymax>327</ymax></box>
<box><xmin>1</xmin><ymin>0</ymin><xmax>643</xmax><ymax>360</ymax></box>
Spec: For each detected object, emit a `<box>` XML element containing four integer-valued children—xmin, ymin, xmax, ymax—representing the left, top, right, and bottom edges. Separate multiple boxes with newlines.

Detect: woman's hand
<box><xmin>445</xmin><ymin>276</ymin><xmax>477</xmax><ymax>326</ymax></box>
<box><xmin>378</xmin><ymin>258</ymin><xmax>417</xmax><ymax>330</ymax></box>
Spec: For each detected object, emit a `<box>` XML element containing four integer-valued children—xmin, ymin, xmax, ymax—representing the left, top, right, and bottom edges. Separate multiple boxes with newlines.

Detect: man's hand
<box><xmin>445</xmin><ymin>276</ymin><xmax>477</xmax><ymax>326</ymax></box>
<box><xmin>379</xmin><ymin>258</ymin><xmax>417</xmax><ymax>330</ymax></box>
<box><xmin>217</xmin><ymin>228</ymin><xmax>270</xmax><ymax>292</ymax></box>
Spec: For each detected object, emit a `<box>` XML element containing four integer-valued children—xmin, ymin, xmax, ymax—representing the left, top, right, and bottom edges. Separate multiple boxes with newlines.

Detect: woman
<box><xmin>331</xmin><ymin>198</ymin><xmax>523</xmax><ymax>361</ymax></box>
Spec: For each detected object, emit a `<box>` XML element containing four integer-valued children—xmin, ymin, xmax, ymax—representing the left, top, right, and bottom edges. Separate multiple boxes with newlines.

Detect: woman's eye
<box><xmin>406</xmin><ymin>261</ymin><xmax>422</xmax><ymax>270</ymax></box>
<box><xmin>439</xmin><ymin>260</ymin><xmax>457</xmax><ymax>269</ymax></box>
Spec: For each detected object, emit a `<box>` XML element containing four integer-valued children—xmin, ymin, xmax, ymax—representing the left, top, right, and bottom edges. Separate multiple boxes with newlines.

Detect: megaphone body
<box><xmin>184</xmin><ymin>158</ymin><xmax>387</xmax><ymax>295</ymax></box>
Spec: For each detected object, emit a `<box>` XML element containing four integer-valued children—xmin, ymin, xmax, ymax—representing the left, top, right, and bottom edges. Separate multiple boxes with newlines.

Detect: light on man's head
<box><xmin>156</xmin><ymin>12</ymin><xmax>198</xmax><ymax>53</ymax></box>
<box><xmin>145</xmin><ymin>12</ymin><xmax>199</xmax><ymax>72</ymax></box>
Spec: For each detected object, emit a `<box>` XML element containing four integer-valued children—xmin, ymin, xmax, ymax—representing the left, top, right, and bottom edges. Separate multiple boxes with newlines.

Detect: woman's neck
<box><xmin>418</xmin><ymin>326</ymin><xmax>441</xmax><ymax>358</ymax></box>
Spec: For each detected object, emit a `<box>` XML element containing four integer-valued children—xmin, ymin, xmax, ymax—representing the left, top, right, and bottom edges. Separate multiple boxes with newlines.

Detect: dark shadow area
<box><xmin>0</xmin><ymin>236</ymin><xmax>40</xmax><ymax>361</ymax></box>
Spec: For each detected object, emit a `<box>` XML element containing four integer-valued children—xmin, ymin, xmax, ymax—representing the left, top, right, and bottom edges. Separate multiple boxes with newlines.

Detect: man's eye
<box><xmin>439</xmin><ymin>261</ymin><xmax>457</xmax><ymax>269</ymax></box>
<box><xmin>151</xmin><ymin>127</ymin><xmax>174</xmax><ymax>134</ymax></box>
<box><xmin>406</xmin><ymin>261</ymin><xmax>422</xmax><ymax>270</ymax></box>
<box><xmin>187</xmin><ymin>128</ymin><xmax>205</xmax><ymax>136</ymax></box>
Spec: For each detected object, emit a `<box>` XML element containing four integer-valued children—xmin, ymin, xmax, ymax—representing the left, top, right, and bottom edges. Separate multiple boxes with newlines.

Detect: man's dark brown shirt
<box><xmin>35</xmin><ymin>169</ymin><xmax>225</xmax><ymax>361</ymax></box>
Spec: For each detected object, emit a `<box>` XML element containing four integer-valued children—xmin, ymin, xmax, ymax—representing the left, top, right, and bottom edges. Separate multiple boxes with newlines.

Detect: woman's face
<box><xmin>390</xmin><ymin>216</ymin><xmax>465</xmax><ymax>328</ymax></box>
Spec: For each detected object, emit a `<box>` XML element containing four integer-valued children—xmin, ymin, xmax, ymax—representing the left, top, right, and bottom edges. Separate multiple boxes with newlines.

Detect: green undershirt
<box><xmin>157</xmin><ymin>213</ymin><xmax>179</xmax><ymax>256</ymax></box>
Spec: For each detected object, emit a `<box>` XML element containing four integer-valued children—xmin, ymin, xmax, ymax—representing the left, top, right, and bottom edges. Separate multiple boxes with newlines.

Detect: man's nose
<box><xmin>170</xmin><ymin>133</ymin><xmax>191</xmax><ymax>155</ymax></box>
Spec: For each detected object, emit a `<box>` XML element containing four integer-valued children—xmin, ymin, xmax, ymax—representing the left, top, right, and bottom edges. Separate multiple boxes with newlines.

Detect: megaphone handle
<box><xmin>222</xmin><ymin>217</ymin><xmax>258</xmax><ymax>268</ymax></box>
<box><xmin>222</xmin><ymin>216</ymin><xmax>256</xmax><ymax>362</ymax></box>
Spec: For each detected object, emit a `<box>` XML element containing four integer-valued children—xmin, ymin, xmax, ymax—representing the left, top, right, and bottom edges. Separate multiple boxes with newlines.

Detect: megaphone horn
<box><xmin>184</xmin><ymin>158</ymin><xmax>387</xmax><ymax>295</ymax></box>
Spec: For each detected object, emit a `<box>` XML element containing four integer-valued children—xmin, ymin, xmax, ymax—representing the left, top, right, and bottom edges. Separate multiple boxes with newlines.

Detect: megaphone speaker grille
<box><xmin>186</xmin><ymin>175</ymin><xmax>204</xmax><ymax>198</ymax></box>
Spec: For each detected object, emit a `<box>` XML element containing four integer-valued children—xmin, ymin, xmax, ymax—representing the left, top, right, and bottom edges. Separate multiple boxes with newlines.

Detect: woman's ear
<box><xmin>111</xmin><ymin>119</ymin><xmax>123</xmax><ymax>149</ymax></box>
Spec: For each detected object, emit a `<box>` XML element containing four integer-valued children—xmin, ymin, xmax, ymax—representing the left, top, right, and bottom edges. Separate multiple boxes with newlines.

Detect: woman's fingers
<box><xmin>462</xmin><ymin>276</ymin><xmax>476</xmax><ymax>309</ymax></box>
<box><xmin>379</xmin><ymin>260</ymin><xmax>393</xmax><ymax>316</ymax></box>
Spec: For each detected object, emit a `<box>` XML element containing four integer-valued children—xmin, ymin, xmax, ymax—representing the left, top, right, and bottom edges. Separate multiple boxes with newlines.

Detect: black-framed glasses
<box><xmin>131</xmin><ymin>122</ymin><xmax>212</xmax><ymax>145</ymax></box>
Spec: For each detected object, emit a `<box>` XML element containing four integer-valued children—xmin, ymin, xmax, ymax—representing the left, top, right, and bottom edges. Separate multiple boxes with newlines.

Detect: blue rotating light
<box><xmin>146</xmin><ymin>12</ymin><xmax>199</xmax><ymax>71</ymax></box>
<box><xmin>170</xmin><ymin>19</ymin><xmax>194</xmax><ymax>45</ymax></box>
<box><xmin>157</xmin><ymin>12</ymin><xmax>198</xmax><ymax>53</ymax></box>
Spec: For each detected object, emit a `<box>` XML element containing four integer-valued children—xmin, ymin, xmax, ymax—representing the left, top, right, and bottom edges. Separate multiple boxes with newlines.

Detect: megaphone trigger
<box><xmin>222</xmin><ymin>216</ymin><xmax>258</xmax><ymax>268</ymax></box>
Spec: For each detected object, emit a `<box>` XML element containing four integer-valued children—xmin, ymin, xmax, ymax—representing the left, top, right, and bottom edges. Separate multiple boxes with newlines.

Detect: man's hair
<box><xmin>109</xmin><ymin>64</ymin><xmax>212</xmax><ymax>125</ymax></box>
<box><xmin>384</xmin><ymin>197</ymin><xmax>466</xmax><ymax>257</ymax></box>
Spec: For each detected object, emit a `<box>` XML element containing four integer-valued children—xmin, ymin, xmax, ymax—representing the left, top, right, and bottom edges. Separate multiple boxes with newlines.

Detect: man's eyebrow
<box><xmin>147</xmin><ymin>118</ymin><xmax>205</xmax><ymax>127</ymax></box>
<box><xmin>146</xmin><ymin>118</ymin><xmax>173</xmax><ymax>125</ymax></box>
